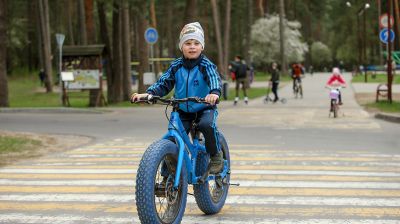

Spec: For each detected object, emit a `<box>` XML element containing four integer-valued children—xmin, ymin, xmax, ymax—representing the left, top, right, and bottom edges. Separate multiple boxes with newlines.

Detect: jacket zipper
<box><xmin>186</xmin><ymin>68</ymin><xmax>191</xmax><ymax>111</ymax></box>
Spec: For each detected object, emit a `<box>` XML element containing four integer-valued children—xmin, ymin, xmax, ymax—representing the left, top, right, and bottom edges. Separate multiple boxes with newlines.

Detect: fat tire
<box><xmin>193</xmin><ymin>133</ymin><xmax>230</xmax><ymax>215</ymax></box>
<box><xmin>135</xmin><ymin>139</ymin><xmax>188</xmax><ymax>224</ymax></box>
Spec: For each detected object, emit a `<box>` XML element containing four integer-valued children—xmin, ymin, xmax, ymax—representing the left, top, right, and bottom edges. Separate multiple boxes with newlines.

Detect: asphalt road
<box><xmin>0</xmin><ymin>72</ymin><xmax>400</xmax><ymax>223</ymax></box>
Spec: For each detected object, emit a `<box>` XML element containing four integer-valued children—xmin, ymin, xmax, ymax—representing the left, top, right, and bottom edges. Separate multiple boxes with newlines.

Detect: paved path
<box><xmin>1</xmin><ymin>72</ymin><xmax>400</xmax><ymax>223</ymax></box>
<box><xmin>220</xmin><ymin>72</ymin><xmax>382</xmax><ymax>130</ymax></box>
<box><xmin>1</xmin><ymin>139</ymin><xmax>400</xmax><ymax>223</ymax></box>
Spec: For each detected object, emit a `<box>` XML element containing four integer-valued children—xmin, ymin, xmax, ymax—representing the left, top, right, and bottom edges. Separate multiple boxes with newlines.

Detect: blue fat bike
<box><xmin>132</xmin><ymin>96</ymin><xmax>231</xmax><ymax>224</ymax></box>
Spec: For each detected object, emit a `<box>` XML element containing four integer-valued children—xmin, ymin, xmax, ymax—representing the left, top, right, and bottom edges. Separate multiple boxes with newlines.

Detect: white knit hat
<box><xmin>332</xmin><ymin>67</ymin><xmax>341</xmax><ymax>75</ymax></box>
<box><xmin>179</xmin><ymin>22</ymin><xmax>205</xmax><ymax>51</ymax></box>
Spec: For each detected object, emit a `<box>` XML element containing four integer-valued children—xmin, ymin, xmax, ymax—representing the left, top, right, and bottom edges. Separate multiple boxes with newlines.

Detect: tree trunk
<box><xmin>98</xmin><ymin>0</ymin><xmax>114</xmax><ymax>103</ymax></box>
<box><xmin>66</xmin><ymin>0</ymin><xmax>75</xmax><ymax>45</ymax></box>
<box><xmin>137</xmin><ymin>1</ymin><xmax>149</xmax><ymax>93</ymax></box>
<box><xmin>78</xmin><ymin>0</ymin><xmax>87</xmax><ymax>45</ymax></box>
<box><xmin>244</xmin><ymin>0</ymin><xmax>253</xmax><ymax>64</ymax></box>
<box><xmin>279</xmin><ymin>0</ymin><xmax>287</xmax><ymax>74</ymax></box>
<box><xmin>27</xmin><ymin>1</ymin><xmax>38</xmax><ymax>71</ymax></box>
<box><xmin>184</xmin><ymin>0</ymin><xmax>197</xmax><ymax>24</ymax></box>
<box><xmin>85</xmin><ymin>0</ymin><xmax>95</xmax><ymax>44</ymax></box>
<box><xmin>38</xmin><ymin>0</ymin><xmax>53</xmax><ymax>92</ymax></box>
<box><xmin>111</xmin><ymin>0</ymin><xmax>123</xmax><ymax>102</ymax></box>
<box><xmin>150</xmin><ymin>0</ymin><xmax>161</xmax><ymax>77</ymax></box>
<box><xmin>394</xmin><ymin>0</ymin><xmax>400</xmax><ymax>52</ymax></box>
<box><xmin>166</xmin><ymin>2</ymin><xmax>174</xmax><ymax>57</ymax></box>
<box><xmin>0</xmin><ymin>0</ymin><xmax>8</xmax><ymax>107</ymax></box>
<box><xmin>223</xmin><ymin>0</ymin><xmax>231</xmax><ymax>78</ymax></box>
<box><xmin>84</xmin><ymin>0</ymin><xmax>102</xmax><ymax>107</ymax></box>
<box><xmin>122</xmin><ymin>0</ymin><xmax>132</xmax><ymax>100</ymax></box>
<box><xmin>257</xmin><ymin>0</ymin><xmax>264</xmax><ymax>17</ymax></box>
<box><xmin>210</xmin><ymin>0</ymin><xmax>224</xmax><ymax>75</ymax></box>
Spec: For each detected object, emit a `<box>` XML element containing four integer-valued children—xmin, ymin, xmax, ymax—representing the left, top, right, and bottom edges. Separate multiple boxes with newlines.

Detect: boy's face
<box><xmin>182</xmin><ymin>39</ymin><xmax>203</xmax><ymax>59</ymax></box>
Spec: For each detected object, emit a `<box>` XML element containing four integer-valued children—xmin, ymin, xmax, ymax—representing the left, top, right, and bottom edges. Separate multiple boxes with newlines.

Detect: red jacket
<box><xmin>326</xmin><ymin>74</ymin><xmax>346</xmax><ymax>86</ymax></box>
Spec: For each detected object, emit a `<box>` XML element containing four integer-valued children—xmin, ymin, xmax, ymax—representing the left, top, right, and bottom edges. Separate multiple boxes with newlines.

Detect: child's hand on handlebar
<box><xmin>205</xmin><ymin>93</ymin><xmax>219</xmax><ymax>105</ymax></box>
<box><xmin>130</xmin><ymin>93</ymin><xmax>150</xmax><ymax>103</ymax></box>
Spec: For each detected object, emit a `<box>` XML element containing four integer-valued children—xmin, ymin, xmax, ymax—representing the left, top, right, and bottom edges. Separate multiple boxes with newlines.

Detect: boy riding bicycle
<box><xmin>131</xmin><ymin>22</ymin><xmax>223</xmax><ymax>174</ymax></box>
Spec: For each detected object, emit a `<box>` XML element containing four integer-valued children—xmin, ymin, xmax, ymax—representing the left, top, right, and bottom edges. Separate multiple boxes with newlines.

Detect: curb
<box><xmin>0</xmin><ymin>108</ymin><xmax>109</xmax><ymax>114</ymax></box>
<box><xmin>375</xmin><ymin>112</ymin><xmax>400</xmax><ymax>124</ymax></box>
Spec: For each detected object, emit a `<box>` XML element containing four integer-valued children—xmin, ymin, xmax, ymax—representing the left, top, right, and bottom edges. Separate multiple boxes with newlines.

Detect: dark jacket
<box><xmin>147</xmin><ymin>54</ymin><xmax>222</xmax><ymax>113</ymax></box>
<box><xmin>270</xmin><ymin>68</ymin><xmax>280</xmax><ymax>83</ymax></box>
<box><xmin>233</xmin><ymin>61</ymin><xmax>248</xmax><ymax>79</ymax></box>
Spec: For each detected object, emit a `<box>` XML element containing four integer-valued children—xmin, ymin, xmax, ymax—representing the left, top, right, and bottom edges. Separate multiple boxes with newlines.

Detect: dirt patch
<box><xmin>0</xmin><ymin>130</ymin><xmax>93</xmax><ymax>167</ymax></box>
<box><xmin>355</xmin><ymin>93</ymin><xmax>400</xmax><ymax>113</ymax></box>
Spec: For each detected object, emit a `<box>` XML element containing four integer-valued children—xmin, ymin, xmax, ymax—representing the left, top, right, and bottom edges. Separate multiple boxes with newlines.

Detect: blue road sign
<box><xmin>144</xmin><ymin>28</ymin><xmax>158</xmax><ymax>44</ymax></box>
<box><xmin>380</xmin><ymin>28</ymin><xmax>395</xmax><ymax>44</ymax></box>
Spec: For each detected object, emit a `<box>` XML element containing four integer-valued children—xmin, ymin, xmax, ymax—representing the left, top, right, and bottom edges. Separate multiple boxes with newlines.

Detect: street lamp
<box><xmin>347</xmin><ymin>2</ymin><xmax>370</xmax><ymax>82</ymax></box>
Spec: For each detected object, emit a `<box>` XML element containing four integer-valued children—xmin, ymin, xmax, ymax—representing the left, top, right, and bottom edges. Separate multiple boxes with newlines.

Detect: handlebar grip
<box><xmin>131</xmin><ymin>94</ymin><xmax>155</xmax><ymax>104</ymax></box>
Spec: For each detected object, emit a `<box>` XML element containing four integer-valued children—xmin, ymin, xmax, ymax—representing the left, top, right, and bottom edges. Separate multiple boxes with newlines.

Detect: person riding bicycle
<box><xmin>131</xmin><ymin>22</ymin><xmax>223</xmax><ymax>174</ymax></box>
<box><xmin>325</xmin><ymin>67</ymin><xmax>347</xmax><ymax>105</ymax></box>
<box><xmin>291</xmin><ymin>62</ymin><xmax>304</xmax><ymax>93</ymax></box>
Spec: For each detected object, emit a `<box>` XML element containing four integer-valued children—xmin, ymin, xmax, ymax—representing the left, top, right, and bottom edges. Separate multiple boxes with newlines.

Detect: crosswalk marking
<box><xmin>1</xmin><ymin>179</ymin><xmax>400</xmax><ymax>189</ymax></box>
<box><xmin>1</xmin><ymin>213</ymin><xmax>400</xmax><ymax>224</ymax></box>
<box><xmin>4</xmin><ymin>165</ymin><xmax>400</xmax><ymax>172</ymax></box>
<box><xmin>2</xmin><ymin>173</ymin><xmax>400</xmax><ymax>182</ymax></box>
<box><xmin>1</xmin><ymin>194</ymin><xmax>400</xmax><ymax>207</ymax></box>
<box><xmin>1</xmin><ymin>142</ymin><xmax>400</xmax><ymax>223</ymax></box>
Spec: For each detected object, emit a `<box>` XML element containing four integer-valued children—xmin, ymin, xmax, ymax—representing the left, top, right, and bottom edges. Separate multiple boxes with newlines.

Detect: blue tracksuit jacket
<box><xmin>146</xmin><ymin>54</ymin><xmax>222</xmax><ymax>113</ymax></box>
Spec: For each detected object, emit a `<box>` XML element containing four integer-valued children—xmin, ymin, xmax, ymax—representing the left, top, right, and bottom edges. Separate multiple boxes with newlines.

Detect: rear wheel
<box><xmin>193</xmin><ymin>133</ymin><xmax>230</xmax><ymax>215</ymax></box>
<box><xmin>333</xmin><ymin>103</ymin><xmax>338</xmax><ymax>118</ymax></box>
<box><xmin>135</xmin><ymin>139</ymin><xmax>188</xmax><ymax>224</ymax></box>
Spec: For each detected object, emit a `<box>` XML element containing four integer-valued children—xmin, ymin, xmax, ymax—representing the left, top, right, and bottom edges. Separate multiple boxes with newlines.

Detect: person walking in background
<box><xmin>38</xmin><ymin>69</ymin><xmax>46</xmax><ymax>86</ymax></box>
<box><xmin>232</xmin><ymin>55</ymin><xmax>249</xmax><ymax>105</ymax></box>
<box><xmin>270</xmin><ymin>62</ymin><xmax>280</xmax><ymax>102</ymax></box>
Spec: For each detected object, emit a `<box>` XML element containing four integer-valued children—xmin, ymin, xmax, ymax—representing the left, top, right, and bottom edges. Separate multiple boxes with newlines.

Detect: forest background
<box><xmin>0</xmin><ymin>0</ymin><xmax>391</xmax><ymax>107</ymax></box>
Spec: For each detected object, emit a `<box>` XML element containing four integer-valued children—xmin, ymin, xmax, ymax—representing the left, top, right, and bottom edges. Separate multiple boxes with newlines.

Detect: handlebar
<box><xmin>325</xmin><ymin>85</ymin><xmax>345</xmax><ymax>90</ymax></box>
<box><xmin>131</xmin><ymin>95</ymin><xmax>219</xmax><ymax>105</ymax></box>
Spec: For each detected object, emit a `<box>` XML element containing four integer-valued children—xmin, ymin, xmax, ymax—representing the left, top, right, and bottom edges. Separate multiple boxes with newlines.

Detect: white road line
<box><xmin>0</xmin><ymin>169</ymin><xmax>136</xmax><ymax>174</ymax></box>
<box><xmin>0</xmin><ymin>214</ymin><xmax>399</xmax><ymax>224</ymax></box>
<box><xmin>0</xmin><ymin>179</ymin><xmax>400</xmax><ymax>189</ymax></box>
<box><xmin>234</xmin><ymin>170</ymin><xmax>400</xmax><ymax>177</ymax></box>
<box><xmin>2</xmin><ymin>169</ymin><xmax>400</xmax><ymax>177</ymax></box>
<box><xmin>1</xmin><ymin>194</ymin><xmax>400</xmax><ymax>207</ymax></box>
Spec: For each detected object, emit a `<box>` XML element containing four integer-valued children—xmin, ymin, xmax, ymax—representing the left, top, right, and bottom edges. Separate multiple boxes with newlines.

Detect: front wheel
<box><xmin>193</xmin><ymin>133</ymin><xmax>230</xmax><ymax>215</ymax></box>
<box><xmin>135</xmin><ymin>139</ymin><xmax>188</xmax><ymax>224</ymax></box>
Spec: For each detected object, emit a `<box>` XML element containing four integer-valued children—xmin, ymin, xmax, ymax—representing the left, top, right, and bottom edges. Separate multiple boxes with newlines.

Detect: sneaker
<box><xmin>209</xmin><ymin>152</ymin><xmax>224</xmax><ymax>174</ymax></box>
<box><xmin>244</xmin><ymin>97</ymin><xmax>248</xmax><ymax>105</ymax></box>
<box><xmin>234</xmin><ymin>97</ymin><xmax>239</xmax><ymax>106</ymax></box>
<box><xmin>339</xmin><ymin>102</ymin><xmax>343</xmax><ymax>105</ymax></box>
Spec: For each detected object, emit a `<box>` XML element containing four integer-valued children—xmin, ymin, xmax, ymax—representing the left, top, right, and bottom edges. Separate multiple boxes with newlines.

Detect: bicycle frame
<box><xmin>161</xmin><ymin>110</ymin><xmax>228</xmax><ymax>189</ymax></box>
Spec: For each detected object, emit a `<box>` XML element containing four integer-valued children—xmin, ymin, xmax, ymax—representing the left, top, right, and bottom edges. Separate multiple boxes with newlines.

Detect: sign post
<box><xmin>55</xmin><ymin>33</ymin><xmax>65</xmax><ymax>106</ymax></box>
<box><xmin>144</xmin><ymin>28</ymin><xmax>158</xmax><ymax>82</ymax></box>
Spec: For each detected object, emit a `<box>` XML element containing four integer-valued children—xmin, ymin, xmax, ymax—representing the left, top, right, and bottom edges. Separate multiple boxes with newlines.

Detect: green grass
<box><xmin>252</xmin><ymin>71</ymin><xmax>292</xmax><ymax>82</ymax></box>
<box><xmin>226</xmin><ymin>87</ymin><xmax>268</xmax><ymax>101</ymax></box>
<box><xmin>364</xmin><ymin>101</ymin><xmax>400</xmax><ymax>113</ymax></box>
<box><xmin>0</xmin><ymin>135</ymin><xmax>42</xmax><ymax>154</ymax></box>
<box><xmin>352</xmin><ymin>73</ymin><xmax>400</xmax><ymax>84</ymax></box>
<box><xmin>8</xmin><ymin>71</ymin><xmax>106</xmax><ymax>108</ymax></box>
